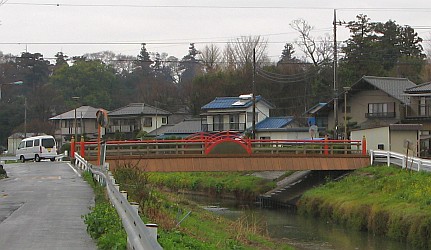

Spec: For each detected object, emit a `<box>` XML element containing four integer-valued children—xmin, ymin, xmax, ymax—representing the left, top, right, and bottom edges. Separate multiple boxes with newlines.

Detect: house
<box><xmin>7</xmin><ymin>132</ymin><xmax>40</xmax><ymax>155</ymax></box>
<box><xmin>200</xmin><ymin>95</ymin><xmax>274</xmax><ymax>133</ymax></box>
<box><xmin>49</xmin><ymin>106</ymin><xmax>103</xmax><ymax>146</ymax></box>
<box><xmin>402</xmin><ymin>82</ymin><xmax>431</xmax><ymax>156</ymax></box>
<box><xmin>255</xmin><ymin>117</ymin><xmax>310</xmax><ymax>140</ymax></box>
<box><xmin>107</xmin><ymin>103</ymin><xmax>171</xmax><ymax>139</ymax></box>
<box><xmin>306</xmin><ymin>76</ymin><xmax>417</xmax><ymax>138</ymax></box>
<box><xmin>148</xmin><ymin>118</ymin><xmax>202</xmax><ymax>139</ymax></box>
<box><xmin>351</xmin><ymin>124</ymin><xmax>422</xmax><ymax>156</ymax></box>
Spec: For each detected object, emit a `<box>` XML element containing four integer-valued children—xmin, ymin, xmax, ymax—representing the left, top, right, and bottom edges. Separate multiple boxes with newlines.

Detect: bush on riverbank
<box><xmin>145</xmin><ymin>171</ymin><xmax>277</xmax><ymax>200</ymax></box>
<box><xmin>113</xmin><ymin>166</ymin><xmax>293</xmax><ymax>250</ymax></box>
<box><xmin>82</xmin><ymin>172</ymin><xmax>127</xmax><ymax>250</ymax></box>
<box><xmin>298</xmin><ymin>165</ymin><xmax>431</xmax><ymax>249</ymax></box>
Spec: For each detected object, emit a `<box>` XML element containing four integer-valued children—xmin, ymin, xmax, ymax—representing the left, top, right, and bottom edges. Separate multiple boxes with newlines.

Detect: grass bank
<box><xmin>298</xmin><ymin>165</ymin><xmax>431</xmax><ymax>249</ymax></box>
<box><xmin>82</xmin><ymin>172</ymin><xmax>127</xmax><ymax>250</ymax></box>
<box><xmin>114</xmin><ymin>166</ymin><xmax>293</xmax><ymax>250</ymax></box>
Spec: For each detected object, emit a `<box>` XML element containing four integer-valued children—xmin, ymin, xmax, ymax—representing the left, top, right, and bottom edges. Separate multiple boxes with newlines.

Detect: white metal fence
<box><xmin>74</xmin><ymin>153</ymin><xmax>162</xmax><ymax>250</ymax></box>
<box><xmin>370</xmin><ymin>150</ymin><xmax>431</xmax><ymax>172</ymax></box>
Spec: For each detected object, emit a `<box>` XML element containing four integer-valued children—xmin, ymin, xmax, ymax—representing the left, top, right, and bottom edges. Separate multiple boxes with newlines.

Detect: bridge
<box><xmin>72</xmin><ymin>132</ymin><xmax>370</xmax><ymax>172</ymax></box>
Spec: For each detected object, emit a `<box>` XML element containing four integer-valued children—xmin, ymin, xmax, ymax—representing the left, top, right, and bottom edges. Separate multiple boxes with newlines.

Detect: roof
<box><xmin>356</xmin><ymin>76</ymin><xmax>416</xmax><ymax>104</ymax></box>
<box><xmin>255</xmin><ymin>117</ymin><xmax>294</xmax><ymax>129</ymax></box>
<box><xmin>49</xmin><ymin>106</ymin><xmax>101</xmax><ymax>120</ymax></box>
<box><xmin>303</xmin><ymin>102</ymin><xmax>328</xmax><ymax>115</ymax></box>
<box><xmin>147</xmin><ymin>118</ymin><xmax>202</xmax><ymax>137</ymax></box>
<box><xmin>405</xmin><ymin>82</ymin><xmax>431</xmax><ymax>93</ymax></box>
<box><xmin>109</xmin><ymin>103</ymin><xmax>171</xmax><ymax>116</ymax></box>
<box><xmin>201</xmin><ymin>95</ymin><xmax>275</xmax><ymax>110</ymax></box>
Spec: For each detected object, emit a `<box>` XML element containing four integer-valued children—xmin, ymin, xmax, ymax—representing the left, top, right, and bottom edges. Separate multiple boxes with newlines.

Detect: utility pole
<box><xmin>333</xmin><ymin>9</ymin><xmax>339</xmax><ymax>139</ymax></box>
<box><xmin>252</xmin><ymin>48</ymin><xmax>256</xmax><ymax>139</ymax></box>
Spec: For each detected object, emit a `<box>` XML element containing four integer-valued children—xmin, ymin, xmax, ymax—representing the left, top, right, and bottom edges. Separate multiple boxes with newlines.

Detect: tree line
<box><xmin>0</xmin><ymin>15</ymin><xmax>430</xmax><ymax>148</ymax></box>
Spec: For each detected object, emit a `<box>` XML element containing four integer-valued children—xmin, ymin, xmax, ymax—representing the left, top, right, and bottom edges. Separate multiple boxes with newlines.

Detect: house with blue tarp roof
<box><xmin>254</xmin><ymin>117</ymin><xmax>311</xmax><ymax>140</ymax></box>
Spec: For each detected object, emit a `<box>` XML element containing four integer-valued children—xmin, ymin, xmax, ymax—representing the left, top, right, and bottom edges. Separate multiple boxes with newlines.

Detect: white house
<box><xmin>107</xmin><ymin>103</ymin><xmax>171</xmax><ymax>138</ymax></box>
<box><xmin>200</xmin><ymin>95</ymin><xmax>274</xmax><ymax>133</ymax></box>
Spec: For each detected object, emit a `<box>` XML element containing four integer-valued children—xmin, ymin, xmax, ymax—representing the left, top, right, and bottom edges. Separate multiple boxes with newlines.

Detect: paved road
<box><xmin>0</xmin><ymin>161</ymin><xmax>96</xmax><ymax>249</ymax></box>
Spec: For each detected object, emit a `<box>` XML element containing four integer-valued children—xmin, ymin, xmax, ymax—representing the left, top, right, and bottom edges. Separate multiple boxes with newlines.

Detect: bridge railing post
<box><xmin>324</xmin><ymin>135</ymin><xmax>329</xmax><ymax>155</ymax></box>
<box><xmin>80</xmin><ymin>136</ymin><xmax>85</xmax><ymax>158</ymax></box>
<box><xmin>362</xmin><ymin>136</ymin><xmax>367</xmax><ymax>155</ymax></box>
<box><xmin>70</xmin><ymin>136</ymin><xmax>75</xmax><ymax>160</ymax></box>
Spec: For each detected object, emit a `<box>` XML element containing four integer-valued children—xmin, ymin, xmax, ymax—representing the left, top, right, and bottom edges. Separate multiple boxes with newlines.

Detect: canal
<box><xmin>186</xmin><ymin>195</ymin><xmax>411</xmax><ymax>250</ymax></box>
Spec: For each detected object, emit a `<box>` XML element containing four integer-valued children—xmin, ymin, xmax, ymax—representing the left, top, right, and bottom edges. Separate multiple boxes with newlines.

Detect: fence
<box><xmin>370</xmin><ymin>150</ymin><xmax>431</xmax><ymax>172</ymax></box>
<box><xmin>74</xmin><ymin>153</ymin><xmax>162</xmax><ymax>250</ymax></box>
<box><xmin>73</xmin><ymin>138</ymin><xmax>366</xmax><ymax>160</ymax></box>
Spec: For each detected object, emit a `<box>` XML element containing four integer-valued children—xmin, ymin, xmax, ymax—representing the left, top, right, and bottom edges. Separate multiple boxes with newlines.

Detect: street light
<box><xmin>343</xmin><ymin>86</ymin><xmax>351</xmax><ymax>139</ymax></box>
<box><xmin>0</xmin><ymin>81</ymin><xmax>23</xmax><ymax>100</ymax></box>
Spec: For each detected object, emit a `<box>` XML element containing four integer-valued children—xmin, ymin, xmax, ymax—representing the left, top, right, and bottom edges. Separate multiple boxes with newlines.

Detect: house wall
<box><xmin>204</xmin><ymin>102</ymin><xmax>270</xmax><ymax>131</ymax></box>
<box><xmin>327</xmin><ymin>89</ymin><xmax>404</xmax><ymax>130</ymax></box>
<box><xmin>351</xmin><ymin>127</ymin><xmax>419</xmax><ymax>155</ymax></box>
<box><xmin>390</xmin><ymin>130</ymin><xmax>419</xmax><ymax>156</ymax></box>
<box><xmin>351</xmin><ymin>127</ymin><xmax>389</xmax><ymax>152</ymax></box>
<box><xmin>7</xmin><ymin>138</ymin><xmax>21</xmax><ymax>155</ymax></box>
<box><xmin>256</xmin><ymin>131</ymin><xmax>310</xmax><ymax>140</ymax></box>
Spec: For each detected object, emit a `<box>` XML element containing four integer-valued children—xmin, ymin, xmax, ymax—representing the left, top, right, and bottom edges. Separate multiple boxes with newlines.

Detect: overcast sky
<box><xmin>1</xmin><ymin>0</ymin><xmax>430</xmax><ymax>61</ymax></box>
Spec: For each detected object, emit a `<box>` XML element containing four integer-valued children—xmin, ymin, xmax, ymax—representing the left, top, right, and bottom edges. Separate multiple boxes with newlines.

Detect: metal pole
<box><xmin>24</xmin><ymin>97</ymin><xmax>27</xmax><ymax>138</ymax></box>
<box><xmin>252</xmin><ymin>48</ymin><xmax>256</xmax><ymax>139</ymax></box>
<box><xmin>333</xmin><ymin>9</ymin><xmax>338</xmax><ymax>139</ymax></box>
<box><xmin>344</xmin><ymin>90</ymin><xmax>347</xmax><ymax>139</ymax></box>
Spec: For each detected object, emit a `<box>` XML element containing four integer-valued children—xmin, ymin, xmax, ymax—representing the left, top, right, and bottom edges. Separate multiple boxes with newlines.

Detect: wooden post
<box><xmin>70</xmin><ymin>136</ymin><xmax>75</xmax><ymax>159</ymax></box>
<box><xmin>97</xmin><ymin>124</ymin><xmax>101</xmax><ymax>165</ymax></box>
<box><xmin>80</xmin><ymin>135</ymin><xmax>85</xmax><ymax>158</ymax></box>
<box><xmin>362</xmin><ymin>135</ymin><xmax>367</xmax><ymax>155</ymax></box>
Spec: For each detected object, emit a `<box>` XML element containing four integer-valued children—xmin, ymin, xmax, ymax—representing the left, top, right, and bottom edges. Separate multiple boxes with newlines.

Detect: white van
<box><xmin>16</xmin><ymin>135</ymin><xmax>58</xmax><ymax>162</ymax></box>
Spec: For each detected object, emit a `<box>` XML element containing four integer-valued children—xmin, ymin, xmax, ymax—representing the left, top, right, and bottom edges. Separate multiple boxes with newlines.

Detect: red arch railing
<box><xmin>71</xmin><ymin>132</ymin><xmax>367</xmax><ymax>158</ymax></box>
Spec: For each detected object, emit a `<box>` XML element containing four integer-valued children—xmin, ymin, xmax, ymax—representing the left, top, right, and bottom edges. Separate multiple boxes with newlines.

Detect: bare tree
<box><xmin>199</xmin><ymin>44</ymin><xmax>221</xmax><ymax>72</ymax></box>
<box><xmin>290</xmin><ymin>19</ymin><xmax>333</xmax><ymax>66</ymax></box>
<box><xmin>223</xmin><ymin>35</ymin><xmax>269</xmax><ymax>71</ymax></box>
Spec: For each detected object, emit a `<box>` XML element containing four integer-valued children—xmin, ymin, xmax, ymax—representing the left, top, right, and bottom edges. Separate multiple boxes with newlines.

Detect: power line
<box><xmin>4</xmin><ymin>3</ymin><xmax>431</xmax><ymax>12</ymax></box>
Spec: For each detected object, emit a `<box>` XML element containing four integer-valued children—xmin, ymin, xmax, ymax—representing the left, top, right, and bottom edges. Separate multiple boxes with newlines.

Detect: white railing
<box><xmin>74</xmin><ymin>153</ymin><xmax>162</xmax><ymax>250</ymax></box>
<box><xmin>370</xmin><ymin>150</ymin><xmax>431</xmax><ymax>172</ymax></box>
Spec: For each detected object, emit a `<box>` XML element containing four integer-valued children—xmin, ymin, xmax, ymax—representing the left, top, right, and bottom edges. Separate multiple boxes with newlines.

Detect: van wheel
<box><xmin>50</xmin><ymin>158</ymin><xmax>55</xmax><ymax>162</ymax></box>
<box><xmin>20</xmin><ymin>156</ymin><xmax>25</xmax><ymax>163</ymax></box>
<box><xmin>35</xmin><ymin>155</ymin><xmax>41</xmax><ymax>162</ymax></box>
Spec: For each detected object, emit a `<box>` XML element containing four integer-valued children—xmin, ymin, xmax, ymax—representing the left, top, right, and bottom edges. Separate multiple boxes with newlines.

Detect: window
<box><xmin>161</xmin><ymin>117</ymin><xmax>167</xmax><ymax>124</ymax></box>
<box><xmin>143</xmin><ymin>117</ymin><xmax>152</xmax><ymax>127</ymax></box>
<box><xmin>213</xmin><ymin>115</ymin><xmax>223</xmax><ymax>131</ymax></box>
<box><xmin>367</xmin><ymin>103</ymin><xmax>395</xmax><ymax>118</ymax></box>
<box><xmin>419</xmin><ymin>97</ymin><xmax>430</xmax><ymax>116</ymax></box>
<box><xmin>42</xmin><ymin>138</ymin><xmax>55</xmax><ymax>148</ymax></box>
<box><xmin>26</xmin><ymin>140</ymin><xmax>33</xmax><ymax>147</ymax></box>
<box><xmin>229</xmin><ymin>114</ymin><xmax>239</xmax><ymax>130</ymax></box>
<box><xmin>34</xmin><ymin>139</ymin><xmax>40</xmax><ymax>146</ymax></box>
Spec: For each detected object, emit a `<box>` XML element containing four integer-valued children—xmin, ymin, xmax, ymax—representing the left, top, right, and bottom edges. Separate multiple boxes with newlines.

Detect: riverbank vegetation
<box><xmin>82</xmin><ymin>172</ymin><xmax>127</xmax><ymax>250</ymax></box>
<box><xmin>298</xmin><ymin>165</ymin><xmax>431</xmax><ymax>249</ymax></box>
<box><xmin>113</xmin><ymin>166</ymin><xmax>293</xmax><ymax>250</ymax></box>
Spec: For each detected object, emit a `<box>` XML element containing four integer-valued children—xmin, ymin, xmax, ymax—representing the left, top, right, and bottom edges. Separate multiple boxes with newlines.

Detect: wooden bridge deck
<box><xmin>98</xmin><ymin>154</ymin><xmax>370</xmax><ymax>172</ymax></box>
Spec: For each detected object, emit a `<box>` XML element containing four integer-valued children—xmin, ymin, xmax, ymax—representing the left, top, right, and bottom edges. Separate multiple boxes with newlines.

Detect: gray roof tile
<box><xmin>49</xmin><ymin>106</ymin><xmax>101</xmax><ymax>120</ymax></box>
<box><xmin>109</xmin><ymin>103</ymin><xmax>171</xmax><ymax>116</ymax></box>
<box><xmin>359</xmin><ymin>76</ymin><xmax>416</xmax><ymax>104</ymax></box>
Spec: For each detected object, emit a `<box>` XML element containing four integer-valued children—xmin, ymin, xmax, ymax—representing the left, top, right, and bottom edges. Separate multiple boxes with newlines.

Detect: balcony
<box><xmin>365</xmin><ymin>112</ymin><xmax>395</xmax><ymax>118</ymax></box>
<box><xmin>202</xmin><ymin>123</ymin><xmax>246</xmax><ymax>132</ymax></box>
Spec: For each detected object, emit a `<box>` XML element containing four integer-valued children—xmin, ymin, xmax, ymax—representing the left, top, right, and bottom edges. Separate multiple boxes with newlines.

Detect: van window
<box><xmin>25</xmin><ymin>140</ymin><xmax>33</xmax><ymax>147</ymax></box>
<box><xmin>34</xmin><ymin>139</ymin><xmax>40</xmax><ymax>146</ymax></box>
<box><xmin>42</xmin><ymin>138</ymin><xmax>55</xmax><ymax>148</ymax></box>
<box><xmin>18</xmin><ymin>141</ymin><xmax>25</xmax><ymax>149</ymax></box>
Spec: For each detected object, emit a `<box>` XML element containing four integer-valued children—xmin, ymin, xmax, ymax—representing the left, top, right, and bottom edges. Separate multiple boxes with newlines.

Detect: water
<box><xmin>184</xmin><ymin>194</ymin><xmax>412</xmax><ymax>250</ymax></box>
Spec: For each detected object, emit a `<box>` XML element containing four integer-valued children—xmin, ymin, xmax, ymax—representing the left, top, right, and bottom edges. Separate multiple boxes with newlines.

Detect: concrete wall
<box><xmin>351</xmin><ymin>127</ymin><xmax>389</xmax><ymax>152</ymax></box>
<box><xmin>256</xmin><ymin>131</ymin><xmax>310</xmax><ymax>140</ymax></box>
<box><xmin>390</xmin><ymin>130</ymin><xmax>419</xmax><ymax>156</ymax></box>
<box><xmin>351</xmin><ymin>126</ymin><xmax>419</xmax><ymax>155</ymax></box>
